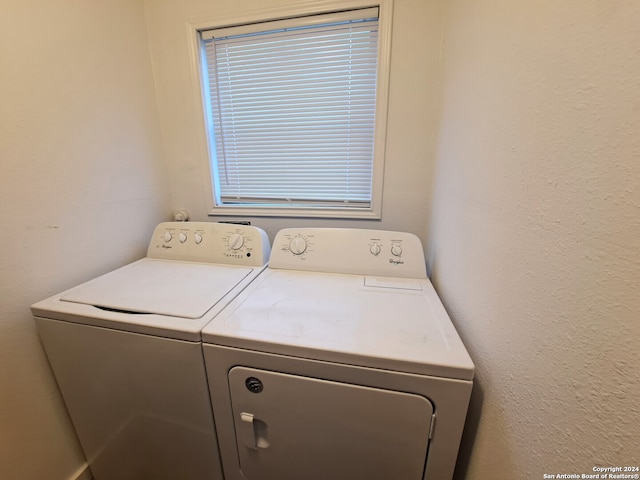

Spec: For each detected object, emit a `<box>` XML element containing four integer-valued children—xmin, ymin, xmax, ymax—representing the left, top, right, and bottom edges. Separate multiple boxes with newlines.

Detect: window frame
<box><xmin>188</xmin><ymin>0</ymin><xmax>393</xmax><ymax>219</ymax></box>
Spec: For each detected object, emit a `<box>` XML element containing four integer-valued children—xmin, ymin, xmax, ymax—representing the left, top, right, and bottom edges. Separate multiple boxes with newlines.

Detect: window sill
<box><xmin>207</xmin><ymin>205</ymin><xmax>382</xmax><ymax>220</ymax></box>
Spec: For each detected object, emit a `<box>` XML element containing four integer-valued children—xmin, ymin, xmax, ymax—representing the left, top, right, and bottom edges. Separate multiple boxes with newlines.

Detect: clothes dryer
<box><xmin>201</xmin><ymin>228</ymin><xmax>474</xmax><ymax>480</ymax></box>
<box><xmin>32</xmin><ymin>222</ymin><xmax>270</xmax><ymax>480</ymax></box>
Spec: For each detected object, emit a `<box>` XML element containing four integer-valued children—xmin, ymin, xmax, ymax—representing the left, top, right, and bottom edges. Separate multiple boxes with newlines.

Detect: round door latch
<box><xmin>245</xmin><ymin>377</ymin><xmax>264</xmax><ymax>393</ymax></box>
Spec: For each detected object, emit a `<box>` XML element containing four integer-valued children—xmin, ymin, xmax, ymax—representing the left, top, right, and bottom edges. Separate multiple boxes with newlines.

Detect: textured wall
<box><xmin>429</xmin><ymin>0</ymin><xmax>640</xmax><ymax>477</ymax></box>
<box><xmin>0</xmin><ymin>1</ymin><xmax>170</xmax><ymax>478</ymax></box>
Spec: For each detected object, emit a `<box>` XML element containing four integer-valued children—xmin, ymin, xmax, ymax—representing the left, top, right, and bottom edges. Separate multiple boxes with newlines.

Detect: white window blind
<box><xmin>200</xmin><ymin>8</ymin><xmax>380</xmax><ymax>209</ymax></box>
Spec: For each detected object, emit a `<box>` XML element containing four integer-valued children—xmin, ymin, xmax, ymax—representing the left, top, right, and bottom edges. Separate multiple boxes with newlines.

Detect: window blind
<box><xmin>201</xmin><ymin>8</ymin><xmax>379</xmax><ymax>208</ymax></box>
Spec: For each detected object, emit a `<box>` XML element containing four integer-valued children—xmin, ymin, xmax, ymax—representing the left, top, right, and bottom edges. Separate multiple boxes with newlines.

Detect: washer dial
<box><xmin>228</xmin><ymin>233</ymin><xmax>245</xmax><ymax>250</ymax></box>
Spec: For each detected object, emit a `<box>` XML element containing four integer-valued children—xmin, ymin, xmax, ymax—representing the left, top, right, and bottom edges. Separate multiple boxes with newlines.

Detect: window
<box><xmin>196</xmin><ymin>4</ymin><xmax>391</xmax><ymax>218</ymax></box>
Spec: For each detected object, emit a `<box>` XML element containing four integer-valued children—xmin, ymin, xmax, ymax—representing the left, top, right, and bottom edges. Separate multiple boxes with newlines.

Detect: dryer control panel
<box><xmin>270</xmin><ymin>228</ymin><xmax>426</xmax><ymax>278</ymax></box>
<box><xmin>147</xmin><ymin>222</ymin><xmax>270</xmax><ymax>267</ymax></box>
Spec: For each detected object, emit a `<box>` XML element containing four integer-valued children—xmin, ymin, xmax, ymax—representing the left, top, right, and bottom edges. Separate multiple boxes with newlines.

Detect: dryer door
<box><xmin>228</xmin><ymin>367</ymin><xmax>433</xmax><ymax>480</ymax></box>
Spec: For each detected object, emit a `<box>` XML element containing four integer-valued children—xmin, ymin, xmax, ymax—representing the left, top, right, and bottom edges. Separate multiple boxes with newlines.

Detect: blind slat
<box><xmin>202</xmin><ymin>10</ymin><xmax>379</xmax><ymax>206</ymax></box>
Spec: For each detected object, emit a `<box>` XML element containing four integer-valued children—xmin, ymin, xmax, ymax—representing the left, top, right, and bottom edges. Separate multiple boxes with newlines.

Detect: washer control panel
<box><xmin>147</xmin><ymin>222</ymin><xmax>271</xmax><ymax>266</ymax></box>
<box><xmin>271</xmin><ymin>228</ymin><xmax>426</xmax><ymax>278</ymax></box>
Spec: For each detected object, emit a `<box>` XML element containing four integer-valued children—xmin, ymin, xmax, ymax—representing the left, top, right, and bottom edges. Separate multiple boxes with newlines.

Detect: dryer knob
<box><xmin>391</xmin><ymin>244</ymin><xmax>403</xmax><ymax>257</ymax></box>
<box><xmin>163</xmin><ymin>232</ymin><xmax>172</xmax><ymax>243</ymax></box>
<box><xmin>289</xmin><ymin>236</ymin><xmax>307</xmax><ymax>255</ymax></box>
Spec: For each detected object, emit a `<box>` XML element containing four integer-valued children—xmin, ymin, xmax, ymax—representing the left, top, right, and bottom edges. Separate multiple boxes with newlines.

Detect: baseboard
<box><xmin>69</xmin><ymin>463</ymin><xmax>93</xmax><ymax>480</ymax></box>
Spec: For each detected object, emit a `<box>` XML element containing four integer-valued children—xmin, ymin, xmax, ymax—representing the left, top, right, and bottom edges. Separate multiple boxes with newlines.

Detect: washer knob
<box><xmin>163</xmin><ymin>232</ymin><xmax>172</xmax><ymax>243</ymax></box>
<box><xmin>391</xmin><ymin>244</ymin><xmax>403</xmax><ymax>257</ymax></box>
<box><xmin>179</xmin><ymin>233</ymin><xmax>187</xmax><ymax>243</ymax></box>
<box><xmin>228</xmin><ymin>233</ymin><xmax>245</xmax><ymax>250</ymax></box>
<box><xmin>370</xmin><ymin>244</ymin><xmax>381</xmax><ymax>256</ymax></box>
<box><xmin>194</xmin><ymin>233</ymin><xmax>203</xmax><ymax>244</ymax></box>
<box><xmin>289</xmin><ymin>236</ymin><xmax>308</xmax><ymax>255</ymax></box>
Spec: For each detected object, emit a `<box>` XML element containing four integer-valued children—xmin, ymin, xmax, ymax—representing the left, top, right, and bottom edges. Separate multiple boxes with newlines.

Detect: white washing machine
<box><xmin>32</xmin><ymin>222</ymin><xmax>270</xmax><ymax>480</ymax></box>
<box><xmin>201</xmin><ymin>228</ymin><xmax>475</xmax><ymax>480</ymax></box>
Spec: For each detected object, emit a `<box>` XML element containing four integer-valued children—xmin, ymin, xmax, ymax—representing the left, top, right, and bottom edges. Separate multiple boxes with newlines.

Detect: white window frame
<box><xmin>187</xmin><ymin>0</ymin><xmax>393</xmax><ymax>219</ymax></box>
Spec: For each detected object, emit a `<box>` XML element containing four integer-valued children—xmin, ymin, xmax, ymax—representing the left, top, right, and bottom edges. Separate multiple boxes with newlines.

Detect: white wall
<box><xmin>143</xmin><ymin>0</ymin><xmax>443</xmax><ymax>242</ymax></box>
<box><xmin>0</xmin><ymin>1</ymin><xmax>170</xmax><ymax>478</ymax></box>
<box><xmin>429</xmin><ymin>0</ymin><xmax>640</xmax><ymax>477</ymax></box>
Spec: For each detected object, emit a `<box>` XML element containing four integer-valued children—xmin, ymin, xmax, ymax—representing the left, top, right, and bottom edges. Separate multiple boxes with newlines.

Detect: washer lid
<box><xmin>61</xmin><ymin>259</ymin><xmax>253</xmax><ymax>319</ymax></box>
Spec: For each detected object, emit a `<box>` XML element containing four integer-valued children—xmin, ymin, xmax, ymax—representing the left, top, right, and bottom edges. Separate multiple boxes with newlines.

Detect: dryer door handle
<box><xmin>239</xmin><ymin>412</ymin><xmax>270</xmax><ymax>450</ymax></box>
<box><xmin>240</xmin><ymin>412</ymin><xmax>257</xmax><ymax>450</ymax></box>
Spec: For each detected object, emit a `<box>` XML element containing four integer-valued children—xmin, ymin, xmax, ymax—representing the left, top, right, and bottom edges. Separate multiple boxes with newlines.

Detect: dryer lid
<box><xmin>204</xmin><ymin>269</ymin><xmax>475</xmax><ymax>380</ymax></box>
<box><xmin>61</xmin><ymin>259</ymin><xmax>253</xmax><ymax>319</ymax></box>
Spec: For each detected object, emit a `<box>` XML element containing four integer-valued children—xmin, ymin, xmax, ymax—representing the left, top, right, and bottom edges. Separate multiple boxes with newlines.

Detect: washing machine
<box><xmin>201</xmin><ymin>227</ymin><xmax>475</xmax><ymax>480</ymax></box>
<box><xmin>32</xmin><ymin>222</ymin><xmax>270</xmax><ymax>480</ymax></box>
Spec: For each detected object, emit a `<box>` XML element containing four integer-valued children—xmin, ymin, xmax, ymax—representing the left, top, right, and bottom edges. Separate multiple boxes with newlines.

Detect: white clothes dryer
<box><xmin>201</xmin><ymin>228</ymin><xmax>475</xmax><ymax>480</ymax></box>
<box><xmin>32</xmin><ymin>222</ymin><xmax>270</xmax><ymax>480</ymax></box>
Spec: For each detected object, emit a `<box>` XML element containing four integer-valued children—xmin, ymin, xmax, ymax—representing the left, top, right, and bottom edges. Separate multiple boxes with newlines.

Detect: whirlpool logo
<box><xmin>389</xmin><ymin>259</ymin><xmax>404</xmax><ymax>265</ymax></box>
